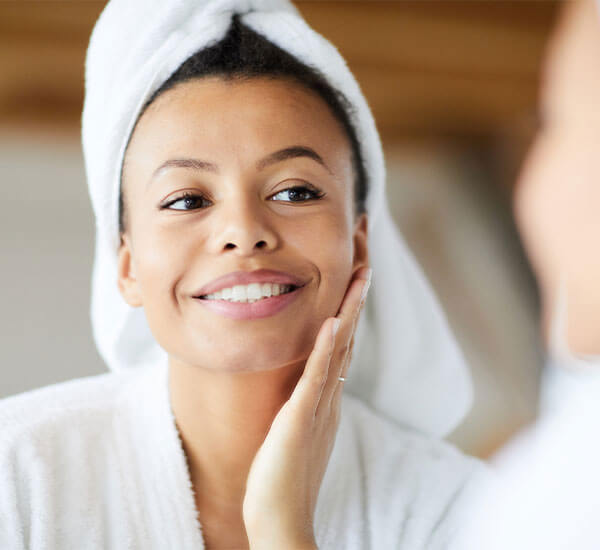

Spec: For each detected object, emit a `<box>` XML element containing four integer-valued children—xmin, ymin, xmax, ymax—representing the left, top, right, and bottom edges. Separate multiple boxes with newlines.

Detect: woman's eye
<box><xmin>162</xmin><ymin>192</ymin><xmax>210</xmax><ymax>211</ymax></box>
<box><xmin>270</xmin><ymin>185</ymin><xmax>324</xmax><ymax>203</ymax></box>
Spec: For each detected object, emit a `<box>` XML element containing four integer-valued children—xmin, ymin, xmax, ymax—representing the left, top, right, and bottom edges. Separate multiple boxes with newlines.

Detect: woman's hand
<box><xmin>242</xmin><ymin>266</ymin><xmax>372</xmax><ymax>550</ymax></box>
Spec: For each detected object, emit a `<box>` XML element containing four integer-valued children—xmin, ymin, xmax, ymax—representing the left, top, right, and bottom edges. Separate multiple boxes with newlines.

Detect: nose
<box><xmin>210</xmin><ymin>194</ymin><xmax>279</xmax><ymax>255</ymax></box>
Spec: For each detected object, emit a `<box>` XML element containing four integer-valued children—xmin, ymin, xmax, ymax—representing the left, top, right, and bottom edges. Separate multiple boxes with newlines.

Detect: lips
<box><xmin>193</xmin><ymin>268</ymin><xmax>307</xmax><ymax>297</ymax></box>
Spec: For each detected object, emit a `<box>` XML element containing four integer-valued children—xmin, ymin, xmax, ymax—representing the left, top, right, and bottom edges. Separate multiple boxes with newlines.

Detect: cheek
<box><xmin>134</xmin><ymin>224</ymin><xmax>189</xmax><ymax>289</ymax></box>
<box><xmin>514</xmin><ymin>134</ymin><xmax>560</xmax><ymax>278</ymax></box>
<box><xmin>287</xmin><ymin>210</ymin><xmax>354</xmax><ymax>311</ymax></box>
<box><xmin>129</xmin><ymin>221</ymin><xmax>195</xmax><ymax>338</ymax></box>
<box><xmin>514</xmin><ymin>127</ymin><xmax>600</xmax><ymax>304</ymax></box>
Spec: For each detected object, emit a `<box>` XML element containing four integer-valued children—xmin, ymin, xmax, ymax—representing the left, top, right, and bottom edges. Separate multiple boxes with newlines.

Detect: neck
<box><xmin>168</xmin><ymin>357</ymin><xmax>305</xmax><ymax>512</ymax></box>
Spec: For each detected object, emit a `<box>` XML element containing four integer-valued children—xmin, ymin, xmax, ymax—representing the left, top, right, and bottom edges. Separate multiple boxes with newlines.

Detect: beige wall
<box><xmin>0</xmin><ymin>132</ymin><xmax>105</xmax><ymax>397</ymax></box>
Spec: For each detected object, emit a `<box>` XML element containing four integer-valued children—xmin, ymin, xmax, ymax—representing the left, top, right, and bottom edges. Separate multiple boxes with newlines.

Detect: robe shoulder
<box><xmin>0</xmin><ymin>369</ymin><xmax>137</xmax><ymax>444</ymax></box>
<box><xmin>0</xmin><ymin>369</ymin><xmax>143</xmax><ymax>550</ymax></box>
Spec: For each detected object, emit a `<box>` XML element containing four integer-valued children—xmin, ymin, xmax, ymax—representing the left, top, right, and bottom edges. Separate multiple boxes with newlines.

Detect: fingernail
<box><xmin>332</xmin><ymin>318</ymin><xmax>341</xmax><ymax>337</ymax></box>
<box><xmin>360</xmin><ymin>277</ymin><xmax>371</xmax><ymax>304</ymax></box>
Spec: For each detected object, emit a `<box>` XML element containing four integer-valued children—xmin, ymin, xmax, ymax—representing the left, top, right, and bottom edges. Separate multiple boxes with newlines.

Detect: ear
<box><xmin>117</xmin><ymin>233</ymin><xmax>143</xmax><ymax>308</ymax></box>
<box><xmin>351</xmin><ymin>213</ymin><xmax>369</xmax><ymax>277</ymax></box>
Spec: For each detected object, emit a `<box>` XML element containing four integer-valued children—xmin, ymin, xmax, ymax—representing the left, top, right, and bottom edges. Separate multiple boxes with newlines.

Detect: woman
<box><xmin>0</xmin><ymin>1</ymin><xmax>484</xmax><ymax>548</ymax></box>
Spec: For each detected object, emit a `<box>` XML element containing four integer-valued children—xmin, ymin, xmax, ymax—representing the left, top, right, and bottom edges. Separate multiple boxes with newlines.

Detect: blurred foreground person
<box><xmin>459</xmin><ymin>0</ymin><xmax>600</xmax><ymax>547</ymax></box>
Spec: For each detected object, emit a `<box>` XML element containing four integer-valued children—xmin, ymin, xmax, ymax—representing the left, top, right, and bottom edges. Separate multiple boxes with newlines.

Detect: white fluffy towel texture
<box><xmin>82</xmin><ymin>0</ymin><xmax>473</xmax><ymax>438</ymax></box>
<box><xmin>0</xmin><ymin>362</ymin><xmax>485</xmax><ymax>549</ymax></box>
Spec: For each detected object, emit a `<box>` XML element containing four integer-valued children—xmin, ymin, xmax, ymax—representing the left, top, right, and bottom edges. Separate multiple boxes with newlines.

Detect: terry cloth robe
<box><xmin>0</xmin><ymin>361</ymin><xmax>486</xmax><ymax>549</ymax></box>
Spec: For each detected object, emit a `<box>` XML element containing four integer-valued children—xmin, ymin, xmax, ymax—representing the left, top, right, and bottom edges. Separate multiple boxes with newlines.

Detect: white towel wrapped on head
<box><xmin>83</xmin><ymin>0</ymin><xmax>473</xmax><ymax>438</ymax></box>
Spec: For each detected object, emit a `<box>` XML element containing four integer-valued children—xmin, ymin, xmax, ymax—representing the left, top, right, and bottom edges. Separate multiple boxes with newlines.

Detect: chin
<box><xmin>219</xmin><ymin>344</ymin><xmax>311</xmax><ymax>373</ymax></box>
<box><xmin>163</xmin><ymin>313</ymin><xmax>325</xmax><ymax>371</ymax></box>
<box><xmin>181</xmin><ymin>328</ymin><xmax>315</xmax><ymax>373</ymax></box>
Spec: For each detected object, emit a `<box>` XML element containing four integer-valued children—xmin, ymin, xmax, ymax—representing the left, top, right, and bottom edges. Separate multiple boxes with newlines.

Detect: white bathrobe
<box><xmin>0</xmin><ymin>361</ymin><xmax>485</xmax><ymax>549</ymax></box>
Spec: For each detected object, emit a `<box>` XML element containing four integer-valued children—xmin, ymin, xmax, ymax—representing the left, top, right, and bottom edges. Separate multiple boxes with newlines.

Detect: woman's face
<box><xmin>118</xmin><ymin>77</ymin><xmax>369</xmax><ymax>372</ymax></box>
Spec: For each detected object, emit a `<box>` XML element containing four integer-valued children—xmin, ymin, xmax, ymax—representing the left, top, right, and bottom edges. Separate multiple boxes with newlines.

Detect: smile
<box><xmin>194</xmin><ymin>283</ymin><xmax>305</xmax><ymax>320</ymax></box>
<box><xmin>199</xmin><ymin>282</ymin><xmax>296</xmax><ymax>303</ymax></box>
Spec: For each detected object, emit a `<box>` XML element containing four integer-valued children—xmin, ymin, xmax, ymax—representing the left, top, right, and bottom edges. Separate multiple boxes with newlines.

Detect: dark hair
<box><xmin>119</xmin><ymin>13</ymin><xmax>368</xmax><ymax>235</ymax></box>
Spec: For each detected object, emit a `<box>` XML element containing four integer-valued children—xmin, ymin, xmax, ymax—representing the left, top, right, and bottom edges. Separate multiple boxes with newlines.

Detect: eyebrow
<box><xmin>149</xmin><ymin>145</ymin><xmax>332</xmax><ymax>185</ymax></box>
<box><xmin>256</xmin><ymin>146</ymin><xmax>331</xmax><ymax>173</ymax></box>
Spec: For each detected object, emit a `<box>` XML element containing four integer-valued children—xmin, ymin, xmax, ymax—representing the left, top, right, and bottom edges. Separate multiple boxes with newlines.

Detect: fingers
<box><xmin>331</xmin><ymin>318</ymin><xmax>357</xmax><ymax>413</ymax></box>
<box><xmin>289</xmin><ymin>266</ymin><xmax>371</xmax><ymax>424</ymax></box>
<box><xmin>331</xmin><ymin>279</ymin><xmax>369</xmax><ymax>413</ymax></box>
<box><xmin>289</xmin><ymin>316</ymin><xmax>340</xmax><ymax>419</ymax></box>
<box><xmin>316</xmin><ymin>267</ymin><xmax>371</xmax><ymax>418</ymax></box>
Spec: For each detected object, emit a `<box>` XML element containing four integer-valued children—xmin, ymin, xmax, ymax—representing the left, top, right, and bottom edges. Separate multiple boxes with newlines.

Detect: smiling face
<box><xmin>117</xmin><ymin>76</ymin><xmax>369</xmax><ymax>372</ymax></box>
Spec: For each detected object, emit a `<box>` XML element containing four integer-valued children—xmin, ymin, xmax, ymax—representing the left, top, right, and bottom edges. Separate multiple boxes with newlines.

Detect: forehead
<box><xmin>126</xmin><ymin>77</ymin><xmax>352</xmax><ymax>173</ymax></box>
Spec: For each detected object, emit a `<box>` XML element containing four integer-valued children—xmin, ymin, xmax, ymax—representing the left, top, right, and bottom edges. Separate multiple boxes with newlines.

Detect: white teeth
<box><xmin>247</xmin><ymin>283</ymin><xmax>262</xmax><ymax>300</ymax></box>
<box><xmin>202</xmin><ymin>282</ymin><xmax>294</xmax><ymax>303</ymax></box>
<box><xmin>231</xmin><ymin>285</ymin><xmax>247</xmax><ymax>302</ymax></box>
<box><xmin>261</xmin><ymin>283</ymin><xmax>272</xmax><ymax>298</ymax></box>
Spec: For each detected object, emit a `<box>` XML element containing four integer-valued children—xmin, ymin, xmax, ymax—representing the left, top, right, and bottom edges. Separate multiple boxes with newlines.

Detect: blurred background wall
<box><xmin>0</xmin><ymin>1</ymin><xmax>561</xmax><ymax>458</ymax></box>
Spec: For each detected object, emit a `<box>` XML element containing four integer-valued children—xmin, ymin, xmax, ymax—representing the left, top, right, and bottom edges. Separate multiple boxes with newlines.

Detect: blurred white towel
<box><xmin>456</xmin><ymin>357</ymin><xmax>600</xmax><ymax>550</ymax></box>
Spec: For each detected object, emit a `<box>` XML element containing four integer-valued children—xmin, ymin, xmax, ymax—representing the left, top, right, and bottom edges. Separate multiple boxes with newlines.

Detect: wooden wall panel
<box><xmin>297</xmin><ymin>1</ymin><xmax>559</xmax><ymax>139</ymax></box>
<box><xmin>0</xmin><ymin>1</ymin><xmax>561</xmax><ymax>141</ymax></box>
